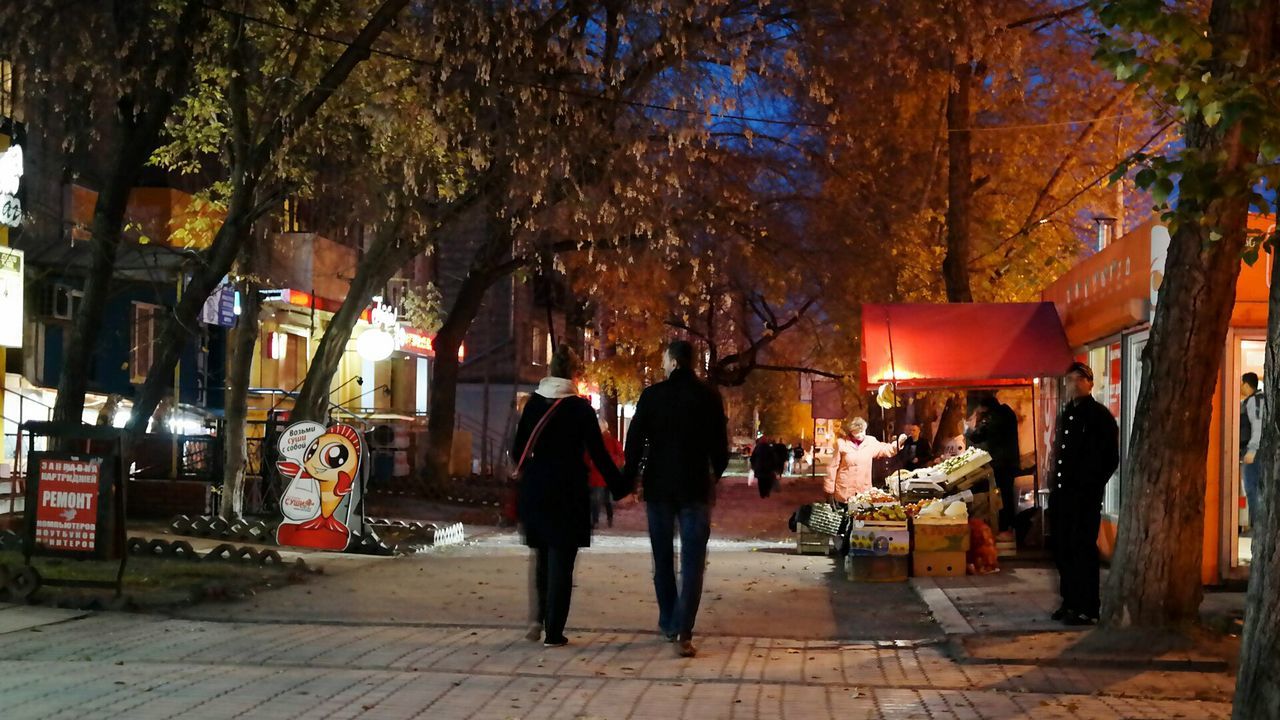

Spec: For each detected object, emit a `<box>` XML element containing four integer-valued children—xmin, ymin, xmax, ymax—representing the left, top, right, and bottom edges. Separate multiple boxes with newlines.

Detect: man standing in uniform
<box><xmin>1048</xmin><ymin>362</ymin><xmax>1120</xmax><ymax>626</ymax></box>
<box><xmin>625</xmin><ymin>340</ymin><xmax>730</xmax><ymax>658</ymax></box>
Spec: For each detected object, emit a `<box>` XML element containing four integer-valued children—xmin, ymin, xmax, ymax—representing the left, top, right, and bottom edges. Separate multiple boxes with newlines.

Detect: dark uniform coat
<box><xmin>1047</xmin><ymin>393</ymin><xmax>1120</xmax><ymax>618</ymax></box>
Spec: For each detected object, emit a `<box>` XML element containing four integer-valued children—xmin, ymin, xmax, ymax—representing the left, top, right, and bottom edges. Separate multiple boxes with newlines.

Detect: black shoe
<box><xmin>543</xmin><ymin>636</ymin><xmax>569</xmax><ymax>647</ymax></box>
<box><xmin>1050</xmin><ymin>606</ymin><xmax>1071</xmax><ymax>622</ymax></box>
<box><xmin>662</xmin><ymin>631</ymin><xmax>678</xmax><ymax>642</ymax></box>
<box><xmin>1062</xmin><ymin>612</ymin><xmax>1097</xmax><ymax>627</ymax></box>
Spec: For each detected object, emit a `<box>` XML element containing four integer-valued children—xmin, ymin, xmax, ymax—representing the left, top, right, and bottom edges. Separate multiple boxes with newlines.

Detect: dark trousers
<box><xmin>995</xmin><ymin>468</ymin><xmax>1017</xmax><ymax>532</ymax></box>
<box><xmin>1049</xmin><ymin>492</ymin><xmax>1103</xmax><ymax>617</ymax></box>
<box><xmin>590</xmin><ymin>486</ymin><xmax>613</xmax><ymax>528</ymax></box>
<box><xmin>530</xmin><ymin>546</ymin><xmax>579</xmax><ymax>641</ymax></box>
<box><xmin>646</xmin><ymin>501</ymin><xmax>712</xmax><ymax>640</ymax></box>
<box><xmin>1243</xmin><ymin>459</ymin><xmax>1263</xmax><ymax>529</ymax></box>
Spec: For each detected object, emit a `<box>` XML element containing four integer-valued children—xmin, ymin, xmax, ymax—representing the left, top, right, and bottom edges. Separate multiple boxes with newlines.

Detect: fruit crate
<box><xmin>795</xmin><ymin>525</ymin><xmax>830</xmax><ymax>555</ymax></box>
<box><xmin>943</xmin><ymin>465</ymin><xmax>995</xmax><ymax>494</ymax></box>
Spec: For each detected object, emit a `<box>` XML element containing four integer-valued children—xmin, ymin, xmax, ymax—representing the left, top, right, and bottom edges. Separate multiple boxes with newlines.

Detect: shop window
<box><xmin>531</xmin><ymin>327</ymin><xmax>548</xmax><ymax>366</ymax></box>
<box><xmin>1087</xmin><ymin>342</ymin><xmax>1125</xmax><ymax>516</ymax></box>
<box><xmin>52</xmin><ymin>284</ymin><xmax>83</xmax><ymax>320</ymax></box>
<box><xmin>415</xmin><ymin>357</ymin><xmax>429</xmax><ymax>414</ymax></box>
<box><xmin>0</xmin><ymin>60</ymin><xmax>21</xmax><ymax>124</ymax></box>
<box><xmin>130</xmin><ymin>302</ymin><xmax>160</xmax><ymax>383</ymax></box>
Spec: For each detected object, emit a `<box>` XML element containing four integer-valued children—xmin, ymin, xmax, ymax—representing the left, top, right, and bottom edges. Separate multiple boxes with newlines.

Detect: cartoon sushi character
<box><xmin>277</xmin><ymin>424</ymin><xmax>362</xmax><ymax>550</ymax></box>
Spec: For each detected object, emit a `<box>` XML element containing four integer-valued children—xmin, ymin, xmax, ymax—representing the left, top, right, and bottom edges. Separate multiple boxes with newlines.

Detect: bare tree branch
<box><xmin>1005</xmin><ymin>2</ymin><xmax>1089</xmax><ymax>30</ymax></box>
<box><xmin>754</xmin><ymin>364</ymin><xmax>845</xmax><ymax>380</ymax></box>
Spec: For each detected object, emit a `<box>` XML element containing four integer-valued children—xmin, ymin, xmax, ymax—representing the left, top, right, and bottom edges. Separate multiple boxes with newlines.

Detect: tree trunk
<box><xmin>127</xmin><ymin>206</ymin><xmax>250</xmax><ymax>433</ymax></box>
<box><xmin>52</xmin><ymin>0</ymin><xmax>206</xmax><ymax>426</ymax></box>
<box><xmin>125</xmin><ymin>0</ymin><xmax>409</xmax><ymax>432</ymax></box>
<box><xmin>942</xmin><ymin>56</ymin><xmax>975</xmax><ymax>303</ymax></box>
<box><xmin>1233</xmin><ymin>245</ymin><xmax>1280</xmax><ymax>719</ymax></box>
<box><xmin>1100</xmin><ymin>0</ymin><xmax>1274</xmax><ymax>631</ymax></box>
<box><xmin>292</xmin><ymin>211</ymin><xmax>411</xmax><ymax>423</ymax></box>
<box><xmin>52</xmin><ymin>178</ymin><xmax>134</xmax><ymax>426</ymax></box>
<box><xmin>220</xmin><ymin>239</ymin><xmax>261</xmax><ymax>521</ymax></box>
<box><xmin>424</xmin><ymin>270</ymin><xmax>495</xmax><ymax>485</ymax></box>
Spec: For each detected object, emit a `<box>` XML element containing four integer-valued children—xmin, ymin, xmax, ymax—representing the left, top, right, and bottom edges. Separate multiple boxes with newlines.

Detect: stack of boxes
<box><xmin>846</xmin><ymin>519</ymin><xmax>910</xmax><ymax>582</ymax></box>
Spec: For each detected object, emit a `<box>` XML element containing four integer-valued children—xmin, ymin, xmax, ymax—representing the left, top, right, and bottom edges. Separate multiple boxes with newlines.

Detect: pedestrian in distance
<box><xmin>624</xmin><ymin>340</ymin><xmax>730</xmax><ymax>658</ymax></box>
<box><xmin>587</xmin><ymin>418</ymin><xmax>624</xmax><ymax>529</ymax></box>
<box><xmin>1240</xmin><ymin>372</ymin><xmax>1266</xmax><ymax>532</ymax></box>
<box><xmin>512</xmin><ymin>345</ymin><xmax>631</xmax><ymax>648</ymax></box>
<box><xmin>791</xmin><ymin>443</ymin><xmax>804</xmax><ymax>475</ymax></box>
<box><xmin>1047</xmin><ymin>362</ymin><xmax>1119</xmax><ymax>626</ymax></box>
<box><xmin>772</xmin><ymin>441</ymin><xmax>789</xmax><ymax>478</ymax></box>
<box><xmin>751</xmin><ymin>437</ymin><xmax>780</xmax><ymax>498</ymax></box>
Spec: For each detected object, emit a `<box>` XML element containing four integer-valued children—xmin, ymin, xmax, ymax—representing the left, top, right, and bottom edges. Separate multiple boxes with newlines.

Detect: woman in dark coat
<box><xmin>512</xmin><ymin>344</ymin><xmax>629</xmax><ymax>647</ymax></box>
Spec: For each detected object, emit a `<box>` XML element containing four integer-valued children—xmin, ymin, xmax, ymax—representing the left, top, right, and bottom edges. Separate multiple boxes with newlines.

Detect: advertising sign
<box><xmin>27</xmin><ymin>454</ymin><xmax>112</xmax><ymax>558</ymax></box>
<box><xmin>275</xmin><ymin>421</ymin><xmax>364</xmax><ymax>551</ymax></box>
<box><xmin>200</xmin><ymin>283</ymin><xmax>237</xmax><ymax>328</ymax></box>
<box><xmin>0</xmin><ymin>247</ymin><xmax>23</xmax><ymax>348</ymax></box>
<box><xmin>0</xmin><ymin>143</ymin><xmax>22</xmax><ymax>227</ymax></box>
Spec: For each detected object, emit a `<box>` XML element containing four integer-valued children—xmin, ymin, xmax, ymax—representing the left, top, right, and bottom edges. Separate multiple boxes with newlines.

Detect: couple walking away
<box><xmin>511</xmin><ymin>340</ymin><xmax>729</xmax><ymax>658</ymax></box>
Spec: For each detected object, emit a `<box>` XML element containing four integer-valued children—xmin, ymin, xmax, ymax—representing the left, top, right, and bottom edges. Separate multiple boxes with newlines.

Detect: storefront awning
<box><xmin>861</xmin><ymin>302</ymin><xmax>1073</xmax><ymax>389</ymax></box>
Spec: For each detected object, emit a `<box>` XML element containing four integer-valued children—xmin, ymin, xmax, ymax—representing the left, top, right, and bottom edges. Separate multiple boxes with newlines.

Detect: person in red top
<box><xmin>587</xmin><ymin>418</ymin><xmax>625</xmax><ymax>528</ymax></box>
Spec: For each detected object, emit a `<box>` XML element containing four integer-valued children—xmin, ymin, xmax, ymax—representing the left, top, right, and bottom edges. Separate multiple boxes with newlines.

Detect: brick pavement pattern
<box><xmin>0</xmin><ymin>613</ymin><xmax>1232</xmax><ymax>719</ymax></box>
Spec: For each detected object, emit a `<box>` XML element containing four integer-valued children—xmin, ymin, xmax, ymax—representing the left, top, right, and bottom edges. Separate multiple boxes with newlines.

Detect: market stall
<box><xmin>828</xmin><ymin>302</ymin><xmax>1074</xmax><ymax>581</ymax></box>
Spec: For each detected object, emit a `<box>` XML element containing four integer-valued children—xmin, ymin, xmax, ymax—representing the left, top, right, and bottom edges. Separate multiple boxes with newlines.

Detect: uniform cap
<box><xmin>1066</xmin><ymin>361</ymin><xmax>1094</xmax><ymax>381</ymax></box>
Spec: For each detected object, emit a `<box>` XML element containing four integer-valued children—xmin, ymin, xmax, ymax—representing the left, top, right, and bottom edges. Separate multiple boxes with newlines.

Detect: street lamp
<box><xmin>356</xmin><ymin>328</ymin><xmax>394</xmax><ymax>361</ymax></box>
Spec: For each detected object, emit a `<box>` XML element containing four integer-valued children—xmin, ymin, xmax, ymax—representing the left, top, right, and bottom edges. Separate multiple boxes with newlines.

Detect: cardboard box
<box><xmin>912</xmin><ymin>521</ymin><xmax>971</xmax><ymax>553</ymax></box>
<box><xmin>848</xmin><ymin>520</ymin><xmax>910</xmax><ymax>556</ymax></box>
<box><xmin>847</xmin><ymin>554</ymin><xmax>909</xmax><ymax>583</ymax></box>
<box><xmin>913</xmin><ymin>551</ymin><xmax>967</xmax><ymax>577</ymax></box>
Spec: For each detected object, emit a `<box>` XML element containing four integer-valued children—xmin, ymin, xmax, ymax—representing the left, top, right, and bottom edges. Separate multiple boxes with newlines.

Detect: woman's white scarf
<box><xmin>536</xmin><ymin>376</ymin><xmax>578</xmax><ymax>399</ymax></box>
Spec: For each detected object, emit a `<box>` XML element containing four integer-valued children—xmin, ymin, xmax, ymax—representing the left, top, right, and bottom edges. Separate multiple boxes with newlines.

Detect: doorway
<box><xmin>1227</xmin><ymin>334</ymin><xmax>1267</xmax><ymax>571</ymax></box>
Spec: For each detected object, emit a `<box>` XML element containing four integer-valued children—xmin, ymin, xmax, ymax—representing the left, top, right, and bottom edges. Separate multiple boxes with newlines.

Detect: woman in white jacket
<box><xmin>824</xmin><ymin>417</ymin><xmax>907</xmax><ymax>502</ymax></box>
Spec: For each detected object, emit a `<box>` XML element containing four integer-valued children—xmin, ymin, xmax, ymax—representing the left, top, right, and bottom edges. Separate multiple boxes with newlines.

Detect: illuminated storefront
<box><xmin>1044</xmin><ymin>216</ymin><xmax>1274</xmax><ymax>584</ymax></box>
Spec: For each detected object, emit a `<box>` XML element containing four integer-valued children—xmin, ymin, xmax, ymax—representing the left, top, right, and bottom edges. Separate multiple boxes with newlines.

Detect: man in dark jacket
<box><xmin>751</xmin><ymin>437</ymin><xmax>780</xmax><ymax>498</ymax></box>
<box><xmin>967</xmin><ymin>395</ymin><xmax>1022</xmax><ymax>532</ymax></box>
<box><xmin>1048</xmin><ymin>362</ymin><xmax>1120</xmax><ymax>626</ymax></box>
<box><xmin>625</xmin><ymin>340</ymin><xmax>730</xmax><ymax>658</ymax></box>
<box><xmin>900</xmin><ymin>423</ymin><xmax>933</xmax><ymax>471</ymax></box>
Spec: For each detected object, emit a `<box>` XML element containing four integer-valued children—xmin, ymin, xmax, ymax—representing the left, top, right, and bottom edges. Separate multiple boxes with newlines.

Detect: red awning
<box><xmin>860</xmin><ymin>303</ymin><xmax>1073</xmax><ymax>389</ymax></box>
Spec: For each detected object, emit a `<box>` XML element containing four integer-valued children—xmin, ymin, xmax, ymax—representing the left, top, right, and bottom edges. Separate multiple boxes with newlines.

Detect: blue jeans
<box><xmin>1243</xmin><ymin>459</ymin><xmax>1263</xmax><ymax>529</ymax></box>
<box><xmin>646</xmin><ymin>502</ymin><xmax>711</xmax><ymax>640</ymax></box>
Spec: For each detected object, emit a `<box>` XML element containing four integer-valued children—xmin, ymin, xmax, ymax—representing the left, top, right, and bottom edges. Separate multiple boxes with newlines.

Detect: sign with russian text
<box><xmin>28</xmin><ymin>454</ymin><xmax>109</xmax><ymax>557</ymax></box>
<box><xmin>275</xmin><ymin>421</ymin><xmax>364</xmax><ymax>551</ymax></box>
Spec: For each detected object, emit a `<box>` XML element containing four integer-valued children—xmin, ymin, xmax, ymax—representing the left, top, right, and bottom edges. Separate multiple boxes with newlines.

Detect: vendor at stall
<box><xmin>825</xmin><ymin>417</ymin><xmax>908</xmax><ymax>503</ymax></box>
<box><xmin>900</xmin><ymin>423</ymin><xmax>934</xmax><ymax>471</ymax></box>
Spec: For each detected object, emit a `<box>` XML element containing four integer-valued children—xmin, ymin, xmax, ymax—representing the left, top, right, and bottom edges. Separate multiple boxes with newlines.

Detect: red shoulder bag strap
<box><xmin>515</xmin><ymin>398</ymin><xmax>567</xmax><ymax>474</ymax></box>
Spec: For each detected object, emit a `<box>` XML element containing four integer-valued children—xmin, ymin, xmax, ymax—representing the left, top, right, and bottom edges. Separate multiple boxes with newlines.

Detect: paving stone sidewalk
<box><xmin>0</xmin><ymin>612</ymin><xmax>1235</xmax><ymax>719</ymax></box>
